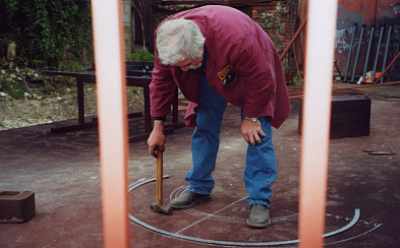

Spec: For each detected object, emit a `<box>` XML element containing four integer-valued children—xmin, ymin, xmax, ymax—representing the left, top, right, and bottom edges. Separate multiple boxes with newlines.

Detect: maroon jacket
<box><xmin>150</xmin><ymin>5</ymin><xmax>290</xmax><ymax>128</ymax></box>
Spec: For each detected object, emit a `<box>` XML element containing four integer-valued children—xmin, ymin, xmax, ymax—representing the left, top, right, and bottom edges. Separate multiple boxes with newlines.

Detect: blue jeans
<box><xmin>185</xmin><ymin>74</ymin><xmax>277</xmax><ymax>208</ymax></box>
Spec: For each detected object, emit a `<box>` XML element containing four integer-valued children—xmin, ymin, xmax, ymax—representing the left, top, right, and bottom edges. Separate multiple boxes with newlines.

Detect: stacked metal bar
<box><xmin>341</xmin><ymin>24</ymin><xmax>400</xmax><ymax>84</ymax></box>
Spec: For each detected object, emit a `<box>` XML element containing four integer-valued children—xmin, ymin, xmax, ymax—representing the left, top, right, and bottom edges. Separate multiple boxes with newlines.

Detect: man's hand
<box><xmin>147</xmin><ymin>121</ymin><xmax>166</xmax><ymax>157</ymax></box>
<box><xmin>240</xmin><ymin>118</ymin><xmax>265</xmax><ymax>145</ymax></box>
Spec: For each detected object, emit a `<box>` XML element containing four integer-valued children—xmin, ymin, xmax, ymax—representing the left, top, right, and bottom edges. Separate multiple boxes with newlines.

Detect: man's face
<box><xmin>176</xmin><ymin>58</ymin><xmax>202</xmax><ymax>71</ymax></box>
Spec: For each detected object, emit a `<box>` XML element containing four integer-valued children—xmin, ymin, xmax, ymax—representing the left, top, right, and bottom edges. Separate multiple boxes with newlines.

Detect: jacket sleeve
<box><xmin>231</xmin><ymin>38</ymin><xmax>277</xmax><ymax>118</ymax></box>
<box><xmin>149</xmin><ymin>55</ymin><xmax>177</xmax><ymax>120</ymax></box>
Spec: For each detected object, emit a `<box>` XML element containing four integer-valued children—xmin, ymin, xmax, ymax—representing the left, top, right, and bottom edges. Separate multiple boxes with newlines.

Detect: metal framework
<box><xmin>133</xmin><ymin>0</ymin><xmax>293</xmax><ymax>50</ymax></box>
<box><xmin>159</xmin><ymin>0</ymin><xmax>275</xmax><ymax>7</ymax></box>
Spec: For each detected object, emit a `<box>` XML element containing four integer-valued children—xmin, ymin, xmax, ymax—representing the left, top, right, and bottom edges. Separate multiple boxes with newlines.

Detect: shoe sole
<box><xmin>170</xmin><ymin>202</ymin><xmax>195</xmax><ymax>209</ymax></box>
<box><xmin>170</xmin><ymin>196</ymin><xmax>211</xmax><ymax>210</ymax></box>
<box><xmin>246</xmin><ymin>218</ymin><xmax>272</xmax><ymax>229</ymax></box>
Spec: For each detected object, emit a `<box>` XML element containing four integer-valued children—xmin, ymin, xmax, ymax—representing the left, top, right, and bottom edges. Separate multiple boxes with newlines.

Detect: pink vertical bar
<box><xmin>299</xmin><ymin>0</ymin><xmax>338</xmax><ymax>248</ymax></box>
<box><xmin>90</xmin><ymin>1</ymin><xmax>129</xmax><ymax>248</ymax></box>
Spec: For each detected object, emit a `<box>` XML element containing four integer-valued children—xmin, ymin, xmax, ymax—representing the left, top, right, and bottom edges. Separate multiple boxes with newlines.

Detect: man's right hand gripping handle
<box><xmin>147</xmin><ymin>121</ymin><xmax>166</xmax><ymax>157</ymax></box>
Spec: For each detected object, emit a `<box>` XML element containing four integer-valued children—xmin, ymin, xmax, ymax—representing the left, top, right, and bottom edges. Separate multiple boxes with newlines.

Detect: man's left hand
<box><xmin>240</xmin><ymin>118</ymin><xmax>265</xmax><ymax>145</ymax></box>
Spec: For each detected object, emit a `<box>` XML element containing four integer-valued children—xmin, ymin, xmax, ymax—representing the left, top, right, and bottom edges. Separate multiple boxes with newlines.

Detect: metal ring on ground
<box><xmin>325</xmin><ymin>223</ymin><xmax>383</xmax><ymax>246</ymax></box>
<box><xmin>169</xmin><ymin>185</ymin><xmax>298</xmax><ymax>225</ymax></box>
<box><xmin>128</xmin><ymin>177</ymin><xmax>370</xmax><ymax>247</ymax></box>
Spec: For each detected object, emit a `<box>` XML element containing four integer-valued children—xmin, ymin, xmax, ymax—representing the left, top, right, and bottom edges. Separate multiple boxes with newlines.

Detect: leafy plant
<box><xmin>0</xmin><ymin>60</ymin><xmax>78</xmax><ymax>100</ymax></box>
<box><xmin>257</xmin><ymin>2</ymin><xmax>290</xmax><ymax>52</ymax></box>
<box><xmin>0</xmin><ymin>0</ymin><xmax>92</xmax><ymax>68</ymax></box>
<box><xmin>127</xmin><ymin>49</ymin><xmax>154</xmax><ymax>62</ymax></box>
<box><xmin>0</xmin><ymin>61</ymin><xmax>41</xmax><ymax>99</ymax></box>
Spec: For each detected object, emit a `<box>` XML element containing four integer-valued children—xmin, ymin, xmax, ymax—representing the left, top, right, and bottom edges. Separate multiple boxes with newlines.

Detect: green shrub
<box><xmin>0</xmin><ymin>61</ymin><xmax>41</xmax><ymax>99</ymax></box>
<box><xmin>0</xmin><ymin>0</ymin><xmax>92</xmax><ymax>68</ymax></box>
<box><xmin>257</xmin><ymin>2</ymin><xmax>289</xmax><ymax>52</ymax></box>
<box><xmin>0</xmin><ymin>60</ymin><xmax>77</xmax><ymax>100</ymax></box>
<box><xmin>127</xmin><ymin>49</ymin><xmax>154</xmax><ymax>62</ymax></box>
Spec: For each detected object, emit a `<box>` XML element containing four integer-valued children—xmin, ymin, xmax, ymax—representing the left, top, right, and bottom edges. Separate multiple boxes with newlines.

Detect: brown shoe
<box><xmin>170</xmin><ymin>190</ymin><xmax>211</xmax><ymax>209</ymax></box>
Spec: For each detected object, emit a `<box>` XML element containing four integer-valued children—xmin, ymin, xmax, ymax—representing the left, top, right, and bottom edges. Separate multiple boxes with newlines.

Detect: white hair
<box><xmin>156</xmin><ymin>18</ymin><xmax>205</xmax><ymax>65</ymax></box>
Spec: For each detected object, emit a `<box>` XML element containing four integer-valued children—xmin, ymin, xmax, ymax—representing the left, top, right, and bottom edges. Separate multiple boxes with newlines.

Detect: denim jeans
<box><xmin>185</xmin><ymin>73</ymin><xmax>277</xmax><ymax>208</ymax></box>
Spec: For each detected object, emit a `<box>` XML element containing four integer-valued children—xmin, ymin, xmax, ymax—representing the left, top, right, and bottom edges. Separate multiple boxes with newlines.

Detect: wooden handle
<box><xmin>155</xmin><ymin>151</ymin><xmax>163</xmax><ymax>205</ymax></box>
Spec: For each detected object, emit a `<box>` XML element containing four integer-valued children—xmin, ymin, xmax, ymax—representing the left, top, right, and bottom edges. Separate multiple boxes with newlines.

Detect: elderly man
<box><xmin>147</xmin><ymin>5</ymin><xmax>289</xmax><ymax>228</ymax></box>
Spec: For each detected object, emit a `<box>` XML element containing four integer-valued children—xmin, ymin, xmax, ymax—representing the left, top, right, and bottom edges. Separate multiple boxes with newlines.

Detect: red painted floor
<box><xmin>0</xmin><ymin>84</ymin><xmax>399</xmax><ymax>248</ymax></box>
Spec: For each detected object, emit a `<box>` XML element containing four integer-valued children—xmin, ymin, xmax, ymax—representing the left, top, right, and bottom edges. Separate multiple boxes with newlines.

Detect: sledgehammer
<box><xmin>150</xmin><ymin>150</ymin><xmax>173</xmax><ymax>215</ymax></box>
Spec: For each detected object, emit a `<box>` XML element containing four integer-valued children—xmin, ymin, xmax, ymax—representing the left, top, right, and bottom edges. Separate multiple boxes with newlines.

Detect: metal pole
<box><xmin>143</xmin><ymin>85</ymin><xmax>151</xmax><ymax>133</ymax></box>
<box><xmin>372</xmin><ymin>26</ymin><xmax>385</xmax><ymax>77</ymax></box>
<box><xmin>351</xmin><ymin>25</ymin><xmax>365</xmax><ymax>82</ymax></box>
<box><xmin>280</xmin><ymin>20</ymin><xmax>308</xmax><ymax>61</ymax></box>
<box><xmin>344</xmin><ymin>24</ymin><xmax>357</xmax><ymax>82</ymax></box>
<box><xmin>380</xmin><ymin>25</ymin><xmax>393</xmax><ymax>83</ymax></box>
<box><xmin>378</xmin><ymin>50</ymin><xmax>400</xmax><ymax>82</ymax></box>
<box><xmin>77</xmin><ymin>79</ymin><xmax>85</xmax><ymax>124</ymax></box>
<box><xmin>91</xmin><ymin>1</ymin><xmax>130</xmax><ymax>248</ymax></box>
<box><xmin>299</xmin><ymin>0</ymin><xmax>338</xmax><ymax>247</ymax></box>
<box><xmin>363</xmin><ymin>26</ymin><xmax>375</xmax><ymax>76</ymax></box>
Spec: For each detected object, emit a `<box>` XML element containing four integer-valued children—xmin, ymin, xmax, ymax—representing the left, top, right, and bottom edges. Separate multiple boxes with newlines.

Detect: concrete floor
<box><xmin>0</xmin><ymin>84</ymin><xmax>399</xmax><ymax>248</ymax></box>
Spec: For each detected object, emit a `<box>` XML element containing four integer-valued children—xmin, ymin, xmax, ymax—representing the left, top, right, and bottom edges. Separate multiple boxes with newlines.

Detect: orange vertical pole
<box><xmin>90</xmin><ymin>1</ymin><xmax>129</xmax><ymax>248</ymax></box>
<box><xmin>299</xmin><ymin>0</ymin><xmax>338</xmax><ymax>248</ymax></box>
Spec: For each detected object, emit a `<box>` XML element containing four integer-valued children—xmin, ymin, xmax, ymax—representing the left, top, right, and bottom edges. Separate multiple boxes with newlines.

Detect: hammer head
<box><xmin>150</xmin><ymin>203</ymin><xmax>173</xmax><ymax>215</ymax></box>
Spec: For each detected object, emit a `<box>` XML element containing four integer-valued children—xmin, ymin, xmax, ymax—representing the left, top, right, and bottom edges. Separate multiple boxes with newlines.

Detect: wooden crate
<box><xmin>298</xmin><ymin>94</ymin><xmax>371</xmax><ymax>139</ymax></box>
<box><xmin>0</xmin><ymin>191</ymin><xmax>35</xmax><ymax>223</ymax></box>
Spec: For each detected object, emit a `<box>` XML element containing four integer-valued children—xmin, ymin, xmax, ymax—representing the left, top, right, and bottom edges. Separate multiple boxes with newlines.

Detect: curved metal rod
<box><xmin>323</xmin><ymin>209</ymin><xmax>359</xmax><ymax>238</ymax></box>
<box><xmin>325</xmin><ymin>223</ymin><xmax>383</xmax><ymax>246</ymax></box>
<box><xmin>128</xmin><ymin>178</ymin><xmax>362</xmax><ymax>247</ymax></box>
<box><xmin>128</xmin><ymin>176</ymin><xmax>170</xmax><ymax>191</ymax></box>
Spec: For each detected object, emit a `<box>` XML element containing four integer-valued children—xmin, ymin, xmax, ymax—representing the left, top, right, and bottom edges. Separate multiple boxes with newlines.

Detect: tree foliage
<box><xmin>0</xmin><ymin>0</ymin><xmax>92</xmax><ymax>67</ymax></box>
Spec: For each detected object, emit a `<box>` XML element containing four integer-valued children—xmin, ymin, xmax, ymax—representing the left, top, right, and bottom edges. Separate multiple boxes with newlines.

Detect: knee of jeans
<box><xmin>195</xmin><ymin>117</ymin><xmax>223</xmax><ymax>134</ymax></box>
